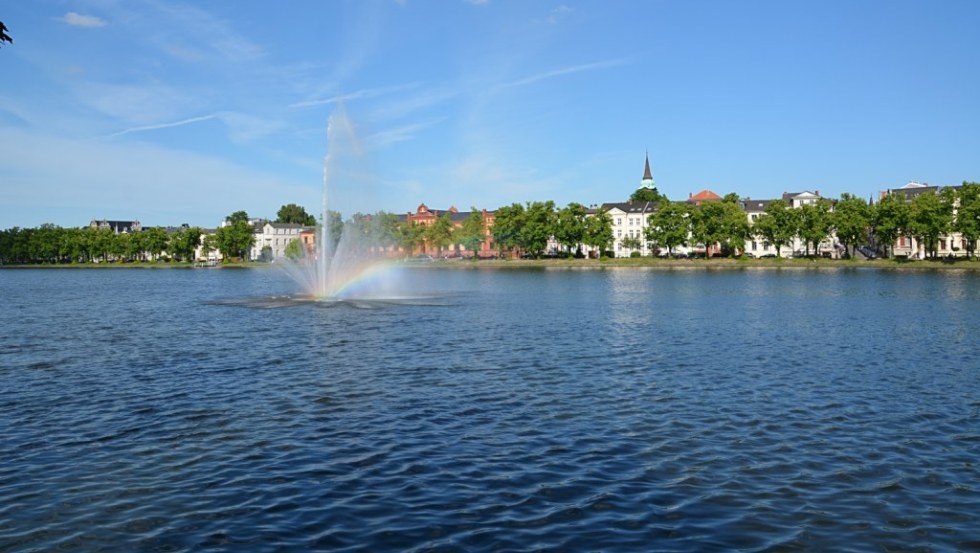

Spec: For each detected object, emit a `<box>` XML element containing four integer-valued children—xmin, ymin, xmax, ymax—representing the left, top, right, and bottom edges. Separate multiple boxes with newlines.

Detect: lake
<box><xmin>1</xmin><ymin>266</ymin><xmax>978</xmax><ymax>552</ymax></box>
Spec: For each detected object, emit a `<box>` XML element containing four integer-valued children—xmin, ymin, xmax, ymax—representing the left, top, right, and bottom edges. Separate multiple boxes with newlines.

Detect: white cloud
<box><xmin>499</xmin><ymin>58</ymin><xmax>630</xmax><ymax>89</ymax></box>
<box><xmin>464</xmin><ymin>0</ymin><xmax>491</xmax><ymax>5</ymax></box>
<box><xmin>366</xmin><ymin>118</ymin><xmax>446</xmax><ymax>148</ymax></box>
<box><xmin>290</xmin><ymin>82</ymin><xmax>422</xmax><ymax>109</ymax></box>
<box><xmin>105</xmin><ymin>114</ymin><xmax>220</xmax><ymax>138</ymax></box>
<box><xmin>60</xmin><ymin>12</ymin><xmax>107</xmax><ymax>28</ymax></box>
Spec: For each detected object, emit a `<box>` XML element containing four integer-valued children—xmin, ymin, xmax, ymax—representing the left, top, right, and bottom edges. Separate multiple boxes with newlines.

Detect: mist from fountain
<box><xmin>274</xmin><ymin>108</ymin><xmax>410</xmax><ymax>305</ymax></box>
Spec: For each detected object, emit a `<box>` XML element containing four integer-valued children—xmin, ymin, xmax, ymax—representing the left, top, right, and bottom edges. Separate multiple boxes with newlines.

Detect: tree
<box><xmin>872</xmin><ymin>192</ymin><xmax>909</xmax><ymax>258</ymax></box>
<box><xmin>909</xmin><ymin>189</ymin><xmax>954</xmax><ymax>258</ymax></box>
<box><xmin>276</xmin><ymin>204</ymin><xmax>316</xmax><ymax>226</ymax></box>
<box><xmin>954</xmin><ymin>182</ymin><xmax>980</xmax><ymax>258</ymax></box>
<box><xmin>796</xmin><ymin>200</ymin><xmax>833</xmax><ymax>256</ymax></box>
<box><xmin>554</xmin><ymin>203</ymin><xmax>587</xmax><ymax>255</ymax></box>
<box><xmin>621</xmin><ymin>235</ymin><xmax>643</xmax><ymax>256</ymax></box>
<box><xmin>1</xmin><ymin>21</ymin><xmax>12</xmax><ymax>48</ymax></box>
<box><xmin>690</xmin><ymin>201</ymin><xmax>726</xmax><ymax>258</ymax></box>
<box><xmin>200</xmin><ymin>234</ymin><xmax>218</xmax><ymax>261</ymax></box>
<box><xmin>833</xmin><ymin>194</ymin><xmax>871</xmax><ymax>257</ymax></box>
<box><xmin>398</xmin><ymin>221</ymin><xmax>426</xmax><ymax>254</ymax></box>
<box><xmin>142</xmin><ymin>227</ymin><xmax>170</xmax><ymax>261</ymax></box>
<box><xmin>583</xmin><ymin>210</ymin><xmax>613</xmax><ymax>258</ymax></box>
<box><xmin>753</xmin><ymin>200</ymin><xmax>796</xmax><ymax>258</ymax></box>
<box><xmin>168</xmin><ymin>227</ymin><xmax>202</xmax><ymax>262</ymax></box>
<box><xmin>372</xmin><ymin>211</ymin><xmax>403</xmax><ymax>251</ymax></box>
<box><xmin>629</xmin><ymin>187</ymin><xmax>664</xmax><ymax>203</ymax></box>
<box><xmin>215</xmin><ymin>212</ymin><xmax>255</xmax><ymax>261</ymax></box>
<box><xmin>718</xmin><ymin>195</ymin><xmax>750</xmax><ymax>256</ymax></box>
<box><xmin>491</xmin><ymin>203</ymin><xmax>526</xmax><ymax>256</ymax></box>
<box><xmin>425</xmin><ymin>213</ymin><xmax>456</xmax><ymax>256</ymax></box>
<box><xmin>455</xmin><ymin>208</ymin><xmax>487</xmax><ymax>255</ymax></box>
<box><xmin>284</xmin><ymin>238</ymin><xmax>305</xmax><ymax>260</ymax></box>
<box><xmin>646</xmin><ymin>201</ymin><xmax>690</xmax><ymax>256</ymax></box>
<box><xmin>519</xmin><ymin>201</ymin><xmax>557</xmax><ymax>258</ymax></box>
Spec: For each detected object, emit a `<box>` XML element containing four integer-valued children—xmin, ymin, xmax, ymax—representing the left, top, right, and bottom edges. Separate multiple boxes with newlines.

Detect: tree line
<box><xmin>3</xmin><ymin>183</ymin><xmax>979</xmax><ymax>264</ymax></box>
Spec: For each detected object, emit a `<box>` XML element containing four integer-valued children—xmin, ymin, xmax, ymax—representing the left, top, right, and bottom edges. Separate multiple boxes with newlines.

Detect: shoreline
<box><xmin>6</xmin><ymin>257</ymin><xmax>980</xmax><ymax>272</ymax></box>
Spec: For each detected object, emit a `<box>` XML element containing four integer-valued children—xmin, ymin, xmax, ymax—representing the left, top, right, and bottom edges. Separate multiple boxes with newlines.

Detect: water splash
<box><xmin>276</xmin><ymin>107</ymin><xmax>412</xmax><ymax>304</ymax></box>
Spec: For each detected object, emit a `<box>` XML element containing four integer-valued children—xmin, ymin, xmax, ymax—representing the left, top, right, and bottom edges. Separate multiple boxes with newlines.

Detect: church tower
<box><xmin>640</xmin><ymin>152</ymin><xmax>655</xmax><ymax>189</ymax></box>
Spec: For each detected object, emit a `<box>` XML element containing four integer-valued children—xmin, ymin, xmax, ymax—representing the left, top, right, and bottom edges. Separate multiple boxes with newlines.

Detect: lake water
<box><xmin>1</xmin><ymin>266</ymin><xmax>978</xmax><ymax>552</ymax></box>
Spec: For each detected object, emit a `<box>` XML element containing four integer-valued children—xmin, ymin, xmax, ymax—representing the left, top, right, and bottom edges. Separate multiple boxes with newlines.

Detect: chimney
<box><xmin>689</xmin><ymin>192</ymin><xmax>693</xmax><ymax>199</ymax></box>
<box><xmin>815</xmin><ymin>190</ymin><xmax>820</xmax><ymax>196</ymax></box>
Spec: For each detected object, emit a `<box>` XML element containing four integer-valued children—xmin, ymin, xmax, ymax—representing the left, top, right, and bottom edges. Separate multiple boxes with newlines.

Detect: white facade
<box><xmin>251</xmin><ymin>222</ymin><xmax>309</xmax><ymax>260</ymax></box>
<box><xmin>744</xmin><ymin>191</ymin><xmax>840</xmax><ymax>258</ymax></box>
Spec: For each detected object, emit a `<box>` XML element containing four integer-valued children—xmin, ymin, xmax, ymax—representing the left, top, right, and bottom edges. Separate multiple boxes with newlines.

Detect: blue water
<box><xmin>1</xmin><ymin>267</ymin><xmax>978</xmax><ymax>552</ymax></box>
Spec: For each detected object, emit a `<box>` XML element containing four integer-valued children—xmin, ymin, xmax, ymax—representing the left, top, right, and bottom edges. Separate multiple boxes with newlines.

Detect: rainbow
<box><xmin>321</xmin><ymin>260</ymin><xmax>404</xmax><ymax>300</ymax></box>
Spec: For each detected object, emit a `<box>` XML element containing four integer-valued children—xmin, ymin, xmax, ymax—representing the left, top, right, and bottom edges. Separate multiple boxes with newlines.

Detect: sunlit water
<box><xmin>1</xmin><ymin>267</ymin><xmax>978</xmax><ymax>552</ymax></box>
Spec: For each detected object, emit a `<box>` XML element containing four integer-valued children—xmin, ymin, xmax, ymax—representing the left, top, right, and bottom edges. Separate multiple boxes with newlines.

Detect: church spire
<box><xmin>641</xmin><ymin>151</ymin><xmax>655</xmax><ymax>189</ymax></box>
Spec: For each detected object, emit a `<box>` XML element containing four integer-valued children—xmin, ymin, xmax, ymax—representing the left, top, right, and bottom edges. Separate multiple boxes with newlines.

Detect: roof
<box><xmin>642</xmin><ymin>153</ymin><xmax>653</xmax><ymax>181</ymax></box>
<box><xmin>688</xmin><ymin>190</ymin><xmax>721</xmax><ymax>202</ymax></box>
<box><xmin>601</xmin><ymin>201</ymin><xmax>658</xmax><ymax>214</ymax></box>
<box><xmin>741</xmin><ymin>199</ymin><xmax>774</xmax><ymax>212</ymax></box>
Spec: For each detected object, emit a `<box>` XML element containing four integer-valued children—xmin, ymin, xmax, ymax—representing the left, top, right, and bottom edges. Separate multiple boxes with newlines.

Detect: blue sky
<box><xmin>1</xmin><ymin>0</ymin><xmax>978</xmax><ymax>228</ymax></box>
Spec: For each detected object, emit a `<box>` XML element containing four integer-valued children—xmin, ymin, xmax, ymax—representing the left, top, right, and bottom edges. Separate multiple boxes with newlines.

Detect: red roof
<box><xmin>689</xmin><ymin>190</ymin><xmax>721</xmax><ymax>202</ymax></box>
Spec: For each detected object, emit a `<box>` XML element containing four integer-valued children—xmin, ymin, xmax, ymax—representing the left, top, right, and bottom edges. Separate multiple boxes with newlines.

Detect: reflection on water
<box><xmin>1</xmin><ymin>267</ymin><xmax>978</xmax><ymax>552</ymax></box>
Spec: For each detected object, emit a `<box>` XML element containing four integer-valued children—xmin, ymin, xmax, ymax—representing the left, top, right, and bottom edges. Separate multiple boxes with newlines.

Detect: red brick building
<box><xmin>401</xmin><ymin>204</ymin><xmax>497</xmax><ymax>257</ymax></box>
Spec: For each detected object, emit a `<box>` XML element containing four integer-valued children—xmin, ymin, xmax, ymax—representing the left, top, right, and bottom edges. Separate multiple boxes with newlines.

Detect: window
<box><xmin>617</xmin><ymin>230</ymin><xmax>622</xmax><ymax>238</ymax></box>
<box><xmin>752</xmin><ymin>241</ymin><xmax>758</xmax><ymax>251</ymax></box>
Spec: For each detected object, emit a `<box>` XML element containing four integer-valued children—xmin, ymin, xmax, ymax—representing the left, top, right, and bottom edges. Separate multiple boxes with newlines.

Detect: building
<box><xmin>880</xmin><ymin>182</ymin><xmax>975</xmax><ymax>259</ymax></box>
<box><xmin>90</xmin><ymin>219</ymin><xmax>141</xmax><ymax>234</ymax></box>
<box><xmin>400</xmin><ymin>204</ymin><xmax>497</xmax><ymax>257</ymax></box>
<box><xmin>250</xmin><ymin>221</ymin><xmax>311</xmax><ymax>261</ymax></box>
<box><xmin>742</xmin><ymin>191</ymin><xmax>838</xmax><ymax>257</ymax></box>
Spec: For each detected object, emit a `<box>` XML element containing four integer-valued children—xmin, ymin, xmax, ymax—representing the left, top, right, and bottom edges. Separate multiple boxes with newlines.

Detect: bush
<box><xmin>630</xmin><ymin>251</ymin><xmax>641</xmax><ymax>258</ymax></box>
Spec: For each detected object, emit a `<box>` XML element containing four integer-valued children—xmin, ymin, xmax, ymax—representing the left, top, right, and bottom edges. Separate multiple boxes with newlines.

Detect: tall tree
<box><xmin>519</xmin><ymin>201</ymin><xmax>557</xmax><ymax>258</ymax></box>
<box><xmin>796</xmin><ymin>200</ymin><xmax>833</xmax><ymax>256</ymax></box>
<box><xmin>554</xmin><ymin>202</ymin><xmax>587</xmax><ymax>255</ymax></box>
<box><xmin>491</xmin><ymin>203</ymin><xmax>526</xmax><ymax>256</ymax></box>
<box><xmin>583</xmin><ymin>210</ymin><xmax>614</xmax><ymax>258</ymax></box>
<box><xmin>872</xmin><ymin>192</ymin><xmax>909</xmax><ymax>258</ymax></box>
<box><xmin>954</xmin><ymin>182</ymin><xmax>980</xmax><ymax>258</ymax></box>
<box><xmin>424</xmin><ymin>213</ymin><xmax>456</xmax><ymax>256</ymax></box>
<box><xmin>833</xmin><ymin>194</ymin><xmax>871</xmax><ymax>257</ymax></box>
<box><xmin>142</xmin><ymin>227</ymin><xmax>170</xmax><ymax>261</ymax></box>
<box><xmin>753</xmin><ymin>200</ymin><xmax>797</xmax><ymax>258</ymax></box>
<box><xmin>399</xmin><ymin>221</ymin><xmax>426</xmax><ymax>254</ymax></box>
<box><xmin>909</xmin><ymin>189</ymin><xmax>954</xmax><ymax>258</ymax></box>
<box><xmin>215</xmin><ymin>212</ymin><xmax>255</xmax><ymax>261</ymax></box>
<box><xmin>168</xmin><ymin>227</ymin><xmax>203</xmax><ymax>262</ymax></box>
<box><xmin>276</xmin><ymin>204</ymin><xmax>316</xmax><ymax>226</ymax></box>
<box><xmin>718</xmin><ymin>196</ymin><xmax>750</xmax><ymax>256</ymax></box>
<box><xmin>629</xmin><ymin>187</ymin><xmax>664</xmax><ymax>203</ymax></box>
<box><xmin>455</xmin><ymin>208</ymin><xmax>487</xmax><ymax>255</ymax></box>
<box><xmin>690</xmin><ymin>201</ymin><xmax>727</xmax><ymax>258</ymax></box>
<box><xmin>645</xmin><ymin>201</ymin><xmax>690</xmax><ymax>256</ymax></box>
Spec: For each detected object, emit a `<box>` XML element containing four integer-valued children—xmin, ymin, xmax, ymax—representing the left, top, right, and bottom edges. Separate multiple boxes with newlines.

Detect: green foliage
<box><xmin>872</xmin><ymin>192</ymin><xmax>910</xmax><ymax>258</ymax></box>
<box><xmin>258</xmin><ymin>245</ymin><xmax>274</xmax><ymax>263</ymax></box>
<box><xmin>620</xmin><ymin>235</ymin><xmax>643</xmax><ymax>255</ymax></box>
<box><xmin>645</xmin><ymin>201</ymin><xmax>690</xmax><ymax>256</ymax></box>
<box><xmin>456</xmin><ymin>208</ymin><xmax>486</xmax><ymax>254</ymax></box>
<box><xmin>753</xmin><ymin>201</ymin><xmax>796</xmax><ymax>258</ymax></box>
<box><xmin>554</xmin><ymin>203</ymin><xmax>587</xmax><ymax>254</ymax></box>
<box><xmin>491</xmin><ymin>203</ymin><xmax>526</xmax><ymax>254</ymax></box>
<box><xmin>425</xmin><ymin>213</ymin><xmax>456</xmax><ymax>255</ymax></box>
<box><xmin>583</xmin><ymin>210</ymin><xmax>614</xmax><ymax>257</ymax></box>
<box><xmin>833</xmin><ymin>194</ymin><xmax>871</xmax><ymax>256</ymax></box>
<box><xmin>954</xmin><ymin>182</ymin><xmax>980</xmax><ymax>258</ymax></box>
<box><xmin>284</xmin><ymin>238</ymin><xmax>306</xmax><ymax>260</ymax></box>
<box><xmin>0</xmin><ymin>20</ymin><xmax>12</xmax><ymax>48</ymax></box>
<box><xmin>399</xmin><ymin>221</ymin><xmax>426</xmax><ymax>252</ymax></box>
<box><xmin>168</xmin><ymin>227</ymin><xmax>202</xmax><ymax>262</ymax></box>
<box><xmin>909</xmin><ymin>189</ymin><xmax>954</xmax><ymax>258</ymax></box>
<box><xmin>796</xmin><ymin>200</ymin><xmax>833</xmax><ymax>256</ymax></box>
<box><xmin>629</xmin><ymin>187</ymin><xmax>664</xmax><ymax>203</ymax></box>
<box><xmin>276</xmin><ymin>204</ymin><xmax>316</xmax><ymax>226</ymax></box>
<box><xmin>215</xmin><ymin>213</ymin><xmax>255</xmax><ymax>261</ymax></box>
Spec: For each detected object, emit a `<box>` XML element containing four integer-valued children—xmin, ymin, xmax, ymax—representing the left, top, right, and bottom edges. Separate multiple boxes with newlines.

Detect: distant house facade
<box><xmin>400</xmin><ymin>204</ymin><xmax>497</xmax><ymax>257</ymax></box>
<box><xmin>743</xmin><ymin>191</ymin><xmax>839</xmax><ymax>257</ymax></box>
<box><xmin>251</xmin><ymin>222</ymin><xmax>311</xmax><ymax>260</ymax></box>
<box><xmin>90</xmin><ymin>219</ymin><xmax>141</xmax><ymax>234</ymax></box>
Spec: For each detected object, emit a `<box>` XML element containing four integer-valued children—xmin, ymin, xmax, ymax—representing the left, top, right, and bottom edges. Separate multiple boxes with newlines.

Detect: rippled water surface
<box><xmin>1</xmin><ymin>267</ymin><xmax>978</xmax><ymax>552</ymax></box>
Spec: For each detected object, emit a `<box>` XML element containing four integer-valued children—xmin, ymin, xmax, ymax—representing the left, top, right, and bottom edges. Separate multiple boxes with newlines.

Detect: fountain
<box><xmin>210</xmin><ymin>107</ymin><xmax>446</xmax><ymax>309</ymax></box>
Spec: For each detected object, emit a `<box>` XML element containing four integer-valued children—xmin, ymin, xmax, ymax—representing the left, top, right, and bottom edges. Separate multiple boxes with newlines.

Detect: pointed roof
<box><xmin>688</xmin><ymin>190</ymin><xmax>722</xmax><ymax>204</ymax></box>
<box><xmin>643</xmin><ymin>152</ymin><xmax>653</xmax><ymax>181</ymax></box>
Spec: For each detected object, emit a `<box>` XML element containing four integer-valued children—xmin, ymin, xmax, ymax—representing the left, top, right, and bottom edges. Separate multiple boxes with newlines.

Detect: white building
<box><xmin>251</xmin><ymin>222</ymin><xmax>310</xmax><ymax>261</ymax></box>
<box><xmin>743</xmin><ymin>191</ymin><xmax>839</xmax><ymax>257</ymax></box>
